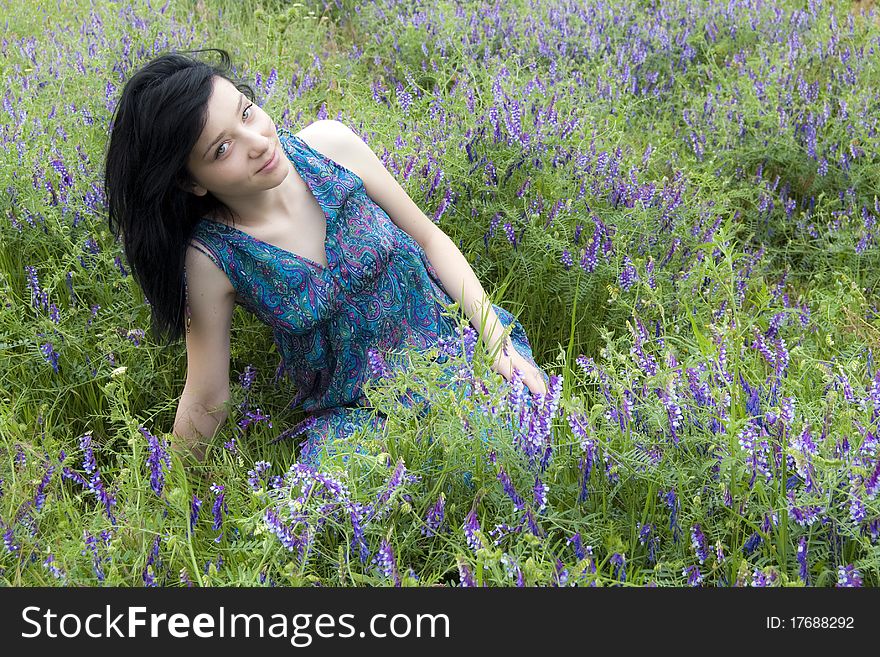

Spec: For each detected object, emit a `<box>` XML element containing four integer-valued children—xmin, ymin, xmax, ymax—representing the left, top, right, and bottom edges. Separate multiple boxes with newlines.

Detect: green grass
<box><xmin>1</xmin><ymin>0</ymin><xmax>879</xmax><ymax>587</ymax></box>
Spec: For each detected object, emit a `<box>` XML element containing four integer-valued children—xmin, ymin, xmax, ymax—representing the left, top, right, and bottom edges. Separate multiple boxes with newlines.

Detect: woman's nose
<box><xmin>249</xmin><ymin>133</ymin><xmax>272</xmax><ymax>156</ymax></box>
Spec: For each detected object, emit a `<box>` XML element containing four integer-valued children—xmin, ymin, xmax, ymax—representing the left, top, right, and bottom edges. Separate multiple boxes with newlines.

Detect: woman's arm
<box><xmin>173</xmin><ymin>395</ymin><xmax>228</xmax><ymax>461</ymax></box>
<box><xmin>302</xmin><ymin>119</ymin><xmax>547</xmax><ymax>393</ymax></box>
<box><xmin>172</xmin><ymin>245</ymin><xmax>236</xmax><ymax>460</ymax></box>
<box><xmin>420</xmin><ymin>231</ymin><xmax>549</xmax><ymax>395</ymax></box>
<box><xmin>313</xmin><ymin>120</ymin><xmax>548</xmax><ymax>394</ymax></box>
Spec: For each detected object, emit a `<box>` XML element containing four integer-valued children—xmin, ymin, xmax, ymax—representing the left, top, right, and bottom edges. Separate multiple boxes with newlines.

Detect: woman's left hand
<box><xmin>490</xmin><ymin>338</ymin><xmax>549</xmax><ymax>396</ymax></box>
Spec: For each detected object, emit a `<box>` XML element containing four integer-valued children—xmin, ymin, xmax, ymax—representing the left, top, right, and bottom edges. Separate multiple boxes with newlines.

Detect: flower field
<box><xmin>1</xmin><ymin>0</ymin><xmax>879</xmax><ymax>586</ymax></box>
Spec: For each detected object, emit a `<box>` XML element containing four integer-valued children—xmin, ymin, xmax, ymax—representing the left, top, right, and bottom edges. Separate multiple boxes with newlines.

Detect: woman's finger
<box><xmin>532</xmin><ymin>370</ymin><xmax>548</xmax><ymax>396</ymax></box>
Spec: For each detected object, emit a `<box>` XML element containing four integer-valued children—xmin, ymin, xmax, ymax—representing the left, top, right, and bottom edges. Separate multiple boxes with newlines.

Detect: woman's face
<box><xmin>184</xmin><ymin>76</ymin><xmax>287</xmax><ymax>201</ymax></box>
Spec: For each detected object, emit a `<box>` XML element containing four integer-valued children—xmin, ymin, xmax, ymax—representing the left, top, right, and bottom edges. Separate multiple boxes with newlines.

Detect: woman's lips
<box><xmin>257</xmin><ymin>148</ymin><xmax>278</xmax><ymax>173</ymax></box>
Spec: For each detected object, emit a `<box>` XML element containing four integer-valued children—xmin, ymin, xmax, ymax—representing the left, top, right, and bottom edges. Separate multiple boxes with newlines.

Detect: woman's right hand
<box><xmin>490</xmin><ymin>337</ymin><xmax>549</xmax><ymax>397</ymax></box>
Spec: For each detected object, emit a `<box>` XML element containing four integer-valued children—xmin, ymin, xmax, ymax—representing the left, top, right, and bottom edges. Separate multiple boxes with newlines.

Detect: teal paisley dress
<box><xmin>186</xmin><ymin>127</ymin><xmax>547</xmax><ymax>466</ymax></box>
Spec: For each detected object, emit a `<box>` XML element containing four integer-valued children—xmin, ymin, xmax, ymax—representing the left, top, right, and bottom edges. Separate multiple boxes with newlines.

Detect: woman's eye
<box><xmin>214</xmin><ymin>104</ymin><xmax>255</xmax><ymax>158</ymax></box>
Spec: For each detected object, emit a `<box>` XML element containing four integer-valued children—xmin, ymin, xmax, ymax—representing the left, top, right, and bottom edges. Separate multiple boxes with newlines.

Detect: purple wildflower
<box><xmin>380</xmin><ymin>458</ymin><xmax>407</xmax><ymax>505</ymax></box>
<box><xmin>210</xmin><ymin>483</ymin><xmax>226</xmax><ymax>533</ymax></box>
<box><xmin>43</xmin><ymin>554</ymin><xmax>65</xmax><ymax>581</ymax></box>
<box><xmin>457</xmin><ymin>559</ymin><xmax>477</xmax><ymax>587</ymax></box>
<box><xmin>143</xmin><ymin>565</ymin><xmax>157</xmax><ymax>587</ymax></box>
<box><xmin>238</xmin><ymin>407</ymin><xmax>272</xmax><ymax>431</ymax></box>
<box><xmin>82</xmin><ymin>530</ymin><xmax>109</xmax><ymax>582</ymax></box>
<box><xmin>373</xmin><ymin>539</ymin><xmax>401</xmax><ymax>587</ymax></box>
<box><xmin>533</xmin><ymin>476</ymin><xmax>548</xmax><ymax>512</ymax></box>
<box><xmin>489</xmin><ymin>522</ymin><xmax>522</xmax><ymax>545</ymax></box>
<box><xmin>126</xmin><ymin>329</ymin><xmax>145</xmax><ymax>346</ymax></box>
<box><xmin>40</xmin><ymin>342</ymin><xmax>60</xmax><ymax>372</ymax></box>
<box><xmin>619</xmin><ymin>256</ymin><xmax>639</xmax><ymax>291</ymax></box>
<box><xmin>143</xmin><ymin>534</ymin><xmax>160</xmax><ymax>586</ymax></box>
<box><xmin>561</xmin><ymin>249</ymin><xmax>573</xmax><ymax>269</ymax></box>
<box><xmin>661</xmin><ymin>378</ymin><xmax>684</xmax><ymax>444</ymax></box>
<box><xmin>349</xmin><ymin>505</ymin><xmax>369</xmax><ymax>564</ymax></box>
<box><xmin>787</xmin><ymin>491</ymin><xmax>823</xmax><ymax>526</ymax></box>
<box><xmin>203</xmin><ymin>555</ymin><xmax>225</xmax><ymax>575</ymax></box>
<box><xmin>517</xmin><ymin>374</ymin><xmax>562</xmax><ymax>464</ymax></box>
<box><xmin>422</xmin><ymin>493</ymin><xmax>446</xmax><ymax>537</ymax></box>
<box><xmin>691</xmin><ymin>524</ymin><xmax>709</xmax><ymax>564</ymax></box>
<box><xmin>752</xmin><ymin>568</ymin><xmax>778</xmax><ymax>587</ymax></box>
<box><xmin>522</xmin><ymin>508</ymin><xmax>543</xmax><ymax>537</ymax></box>
<box><xmin>683</xmin><ymin>565</ymin><xmax>703</xmax><ymax>587</ymax></box>
<box><xmin>866</xmin><ymin>457</ymin><xmax>880</xmax><ymax>499</ymax></box>
<box><xmin>264</xmin><ymin>508</ymin><xmax>303</xmax><ymax>555</ymax></box>
<box><xmin>779</xmin><ymin>397</ymin><xmax>795</xmax><ymax>427</ymax></box>
<box><xmin>554</xmin><ymin>559</ymin><xmax>569</xmax><ymax>587</ymax></box>
<box><xmin>500</xmin><ymin>552</ymin><xmax>523</xmax><ymax>585</ymax></box>
<box><xmin>662</xmin><ymin>488</ymin><xmax>682</xmax><ymax>543</ymax></box>
<box><xmin>34</xmin><ymin>464</ymin><xmax>54</xmax><ymax>511</ymax></box>
<box><xmin>739</xmin><ymin>373</ymin><xmax>762</xmax><ymax>419</ymax></box>
<box><xmin>836</xmin><ymin>565</ymin><xmax>863</xmax><ymax>587</ymax></box>
<box><xmin>503</xmin><ymin>221</ymin><xmax>516</xmax><ymax>246</ymax></box>
<box><xmin>738</xmin><ymin>420</ymin><xmax>772</xmax><ymax>488</ymax></box>
<box><xmin>80</xmin><ymin>432</ymin><xmax>116</xmax><ymax>524</ymax></box>
<box><xmin>3</xmin><ymin>524</ymin><xmax>18</xmax><ymax>553</ymax></box>
<box><xmin>247</xmin><ymin>460</ymin><xmax>272</xmax><ymax>491</ymax></box>
<box><xmin>582</xmin><ymin>545</ymin><xmax>597</xmax><ymax>579</ymax></box>
<box><xmin>367</xmin><ymin>347</ymin><xmax>392</xmax><ymax>379</ymax></box>
<box><xmin>460</xmin><ymin>325</ymin><xmax>478</xmax><ymax>363</ymax></box>
<box><xmin>25</xmin><ymin>265</ymin><xmax>48</xmax><ymax>312</ymax></box>
<box><xmin>61</xmin><ymin>466</ymin><xmax>87</xmax><ymax>488</ymax></box>
<box><xmin>189</xmin><ymin>495</ymin><xmax>202</xmax><ymax>532</ymax></box>
<box><xmin>849</xmin><ymin>472</ymin><xmax>867</xmax><ymax>525</ymax></box>
<box><xmin>638</xmin><ymin>523</ymin><xmax>660</xmax><ymax>563</ymax></box>
<box><xmin>497</xmin><ymin>466</ymin><xmax>525</xmax><ymax>510</ymax></box>
<box><xmin>239</xmin><ymin>364</ymin><xmax>257</xmax><ymax>391</ymax></box>
<box><xmin>742</xmin><ymin>532</ymin><xmax>763</xmax><ymax>555</ymax></box>
<box><xmin>610</xmin><ymin>552</ymin><xmax>626</xmax><ymax>583</ymax></box>
<box><xmin>140</xmin><ymin>426</ymin><xmax>170</xmax><ymax>497</ymax></box>
<box><xmin>463</xmin><ymin>509</ymin><xmax>482</xmax><ymax>554</ymax></box>
<box><xmin>265</xmin><ymin>67</ymin><xmax>277</xmax><ymax>96</ymax></box>
<box><xmin>796</xmin><ymin>536</ymin><xmax>810</xmax><ymax>585</ymax></box>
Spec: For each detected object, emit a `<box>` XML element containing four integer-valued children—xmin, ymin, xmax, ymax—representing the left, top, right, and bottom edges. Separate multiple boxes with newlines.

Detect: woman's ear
<box><xmin>178</xmin><ymin>177</ymin><xmax>208</xmax><ymax>197</ymax></box>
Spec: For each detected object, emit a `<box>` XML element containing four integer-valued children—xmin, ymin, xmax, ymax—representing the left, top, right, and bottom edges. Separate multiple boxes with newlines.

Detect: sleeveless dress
<box><xmin>186</xmin><ymin>127</ymin><xmax>548</xmax><ymax>466</ymax></box>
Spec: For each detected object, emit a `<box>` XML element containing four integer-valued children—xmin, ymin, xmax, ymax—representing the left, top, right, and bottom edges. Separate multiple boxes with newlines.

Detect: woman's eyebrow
<box><xmin>203</xmin><ymin>95</ymin><xmax>245</xmax><ymax>158</ymax></box>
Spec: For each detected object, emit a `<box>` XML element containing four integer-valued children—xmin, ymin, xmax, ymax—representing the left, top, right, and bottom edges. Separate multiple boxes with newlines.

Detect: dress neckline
<box><xmin>206</xmin><ymin>218</ymin><xmax>333</xmax><ymax>273</ymax></box>
<box><xmin>200</xmin><ymin>130</ymin><xmax>338</xmax><ymax>275</ymax></box>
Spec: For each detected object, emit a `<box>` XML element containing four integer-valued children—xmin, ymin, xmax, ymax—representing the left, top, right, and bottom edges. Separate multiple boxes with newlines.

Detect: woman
<box><xmin>104</xmin><ymin>49</ymin><xmax>549</xmax><ymax>464</ymax></box>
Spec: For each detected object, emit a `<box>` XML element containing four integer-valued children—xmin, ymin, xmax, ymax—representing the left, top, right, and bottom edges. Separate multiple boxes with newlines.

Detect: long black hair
<box><xmin>104</xmin><ymin>49</ymin><xmax>255</xmax><ymax>345</ymax></box>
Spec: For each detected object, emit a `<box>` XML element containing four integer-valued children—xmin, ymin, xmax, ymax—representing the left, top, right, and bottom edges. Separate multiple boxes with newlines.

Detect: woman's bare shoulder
<box><xmin>185</xmin><ymin>244</ymin><xmax>234</xmax><ymax>297</ymax></box>
<box><xmin>294</xmin><ymin>119</ymin><xmax>348</xmax><ymax>152</ymax></box>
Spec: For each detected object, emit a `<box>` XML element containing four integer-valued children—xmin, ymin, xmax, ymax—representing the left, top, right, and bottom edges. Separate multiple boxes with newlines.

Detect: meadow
<box><xmin>1</xmin><ymin>0</ymin><xmax>879</xmax><ymax>586</ymax></box>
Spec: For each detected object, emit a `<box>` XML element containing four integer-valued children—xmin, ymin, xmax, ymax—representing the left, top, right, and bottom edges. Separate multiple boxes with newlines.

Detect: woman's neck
<box><xmin>209</xmin><ymin>159</ymin><xmax>297</xmax><ymax>227</ymax></box>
